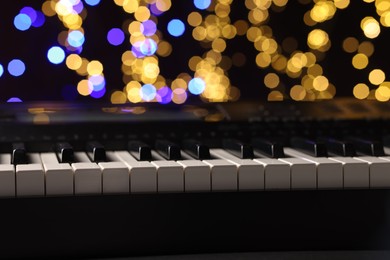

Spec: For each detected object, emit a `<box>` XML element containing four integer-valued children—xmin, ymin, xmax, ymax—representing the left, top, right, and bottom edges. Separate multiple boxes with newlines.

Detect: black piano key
<box><xmin>251</xmin><ymin>138</ymin><xmax>285</xmax><ymax>158</ymax></box>
<box><xmin>86</xmin><ymin>141</ymin><xmax>106</xmax><ymax>162</ymax></box>
<box><xmin>128</xmin><ymin>141</ymin><xmax>152</xmax><ymax>161</ymax></box>
<box><xmin>55</xmin><ymin>142</ymin><xmax>74</xmax><ymax>163</ymax></box>
<box><xmin>320</xmin><ymin>137</ymin><xmax>356</xmax><ymax>157</ymax></box>
<box><xmin>155</xmin><ymin>140</ymin><xmax>181</xmax><ymax>160</ymax></box>
<box><xmin>11</xmin><ymin>142</ymin><xmax>28</xmax><ymax>165</ymax></box>
<box><xmin>222</xmin><ymin>139</ymin><xmax>254</xmax><ymax>159</ymax></box>
<box><xmin>182</xmin><ymin>139</ymin><xmax>211</xmax><ymax>160</ymax></box>
<box><xmin>290</xmin><ymin>137</ymin><xmax>328</xmax><ymax>157</ymax></box>
<box><xmin>345</xmin><ymin>137</ymin><xmax>385</xmax><ymax>156</ymax></box>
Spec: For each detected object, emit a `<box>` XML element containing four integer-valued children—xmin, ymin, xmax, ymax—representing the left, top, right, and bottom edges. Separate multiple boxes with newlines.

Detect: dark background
<box><xmin>0</xmin><ymin>0</ymin><xmax>388</xmax><ymax>103</ymax></box>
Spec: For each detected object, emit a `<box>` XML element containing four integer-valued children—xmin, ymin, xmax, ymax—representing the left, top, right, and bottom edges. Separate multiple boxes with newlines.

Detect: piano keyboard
<box><xmin>1</xmin><ymin>101</ymin><xmax>390</xmax><ymax>259</ymax></box>
<box><xmin>2</xmin><ymin>137</ymin><xmax>390</xmax><ymax>197</ymax></box>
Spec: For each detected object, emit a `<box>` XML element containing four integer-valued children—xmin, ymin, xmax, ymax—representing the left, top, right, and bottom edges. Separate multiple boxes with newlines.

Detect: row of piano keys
<box><xmin>1</xmin><ymin>136</ymin><xmax>390</xmax><ymax>197</ymax></box>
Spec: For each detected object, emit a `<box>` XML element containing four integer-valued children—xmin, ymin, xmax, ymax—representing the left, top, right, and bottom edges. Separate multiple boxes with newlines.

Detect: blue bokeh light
<box><xmin>85</xmin><ymin>0</ymin><xmax>101</xmax><ymax>6</ymax></box>
<box><xmin>14</xmin><ymin>13</ymin><xmax>32</xmax><ymax>31</ymax></box>
<box><xmin>90</xmin><ymin>87</ymin><xmax>106</xmax><ymax>99</ymax></box>
<box><xmin>31</xmin><ymin>11</ymin><xmax>45</xmax><ymax>27</ymax></box>
<box><xmin>167</xmin><ymin>19</ymin><xmax>185</xmax><ymax>37</ymax></box>
<box><xmin>140</xmin><ymin>38</ymin><xmax>157</xmax><ymax>56</ymax></box>
<box><xmin>47</xmin><ymin>46</ymin><xmax>66</xmax><ymax>64</ymax></box>
<box><xmin>194</xmin><ymin>0</ymin><xmax>211</xmax><ymax>10</ymax></box>
<box><xmin>8</xmin><ymin>59</ymin><xmax>26</xmax><ymax>77</ymax></box>
<box><xmin>67</xmin><ymin>30</ymin><xmax>85</xmax><ymax>48</ymax></box>
<box><xmin>20</xmin><ymin>7</ymin><xmax>37</xmax><ymax>23</ymax></box>
<box><xmin>7</xmin><ymin>97</ymin><xmax>23</xmax><ymax>103</ymax></box>
<box><xmin>107</xmin><ymin>28</ymin><xmax>125</xmax><ymax>46</ymax></box>
<box><xmin>142</xmin><ymin>20</ymin><xmax>157</xmax><ymax>36</ymax></box>
<box><xmin>188</xmin><ymin>78</ymin><xmax>206</xmax><ymax>95</ymax></box>
<box><xmin>0</xmin><ymin>64</ymin><xmax>3</xmax><ymax>78</ymax></box>
<box><xmin>156</xmin><ymin>87</ymin><xmax>172</xmax><ymax>104</ymax></box>
<box><xmin>89</xmin><ymin>75</ymin><xmax>106</xmax><ymax>91</ymax></box>
<box><xmin>140</xmin><ymin>84</ymin><xmax>157</xmax><ymax>101</ymax></box>
<box><xmin>73</xmin><ymin>1</ymin><xmax>84</xmax><ymax>13</ymax></box>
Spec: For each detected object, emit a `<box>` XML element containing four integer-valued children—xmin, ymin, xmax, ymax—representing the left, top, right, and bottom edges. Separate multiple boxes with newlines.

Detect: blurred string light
<box><xmin>6</xmin><ymin>0</ymin><xmax>390</xmax><ymax>102</ymax></box>
<box><xmin>0</xmin><ymin>64</ymin><xmax>4</xmax><ymax>78</ymax></box>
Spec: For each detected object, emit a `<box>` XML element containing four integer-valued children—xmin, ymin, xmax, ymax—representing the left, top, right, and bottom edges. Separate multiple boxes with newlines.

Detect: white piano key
<box><xmin>28</xmin><ymin>153</ymin><xmax>42</xmax><ymax>164</ymax></box>
<box><xmin>329</xmin><ymin>157</ymin><xmax>369</xmax><ymax>189</ymax></box>
<box><xmin>40</xmin><ymin>152</ymin><xmax>60</xmax><ymax>164</ymax></box>
<box><xmin>99</xmin><ymin>162</ymin><xmax>129</xmax><ymax>194</ymax></box>
<box><xmin>284</xmin><ymin>148</ymin><xmax>343</xmax><ymax>189</ymax></box>
<box><xmin>203</xmin><ymin>159</ymin><xmax>237</xmax><ymax>191</ymax></box>
<box><xmin>151</xmin><ymin>160</ymin><xmax>184</xmax><ymax>193</ymax></box>
<box><xmin>0</xmin><ymin>164</ymin><xmax>15</xmax><ymax>197</ymax></box>
<box><xmin>16</xmin><ymin>163</ymin><xmax>45</xmax><ymax>197</ymax></box>
<box><xmin>211</xmin><ymin>149</ymin><xmax>264</xmax><ymax>191</ymax></box>
<box><xmin>253</xmin><ymin>158</ymin><xmax>290</xmax><ymax>190</ymax></box>
<box><xmin>71</xmin><ymin>162</ymin><xmax>102</xmax><ymax>195</ymax></box>
<box><xmin>177</xmin><ymin>160</ymin><xmax>210</xmax><ymax>192</ymax></box>
<box><xmin>357</xmin><ymin>156</ymin><xmax>390</xmax><ymax>188</ymax></box>
<box><xmin>0</xmin><ymin>153</ymin><xmax>11</xmax><ymax>165</ymax></box>
<box><xmin>40</xmin><ymin>153</ymin><xmax>73</xmax><ymax>196</ymax></box>
<box><xmin>278</xmin><ymin>157</ymin><xmax>317</xmax><ymax>189</ymax></box>
<box><xmin>74</xmin><ymin>151</ymin><xmax>91</xmax><ymax>162</ymax></box>
<box><xmin>115</xmin><ymin>151</ymin><xmax>157</xmax><ymax>193</ymax></box>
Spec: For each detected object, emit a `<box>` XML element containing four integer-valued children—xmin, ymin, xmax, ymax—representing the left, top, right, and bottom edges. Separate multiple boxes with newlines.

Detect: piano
<box><xmin>1</xmin><ymin>99</ymin><xmax>390</xmax><ymax>259</ymax></box>
<box><xmin>2</xmin><ymin>0</ymin><xmax>390</xmax><ymax>259</ymax></box>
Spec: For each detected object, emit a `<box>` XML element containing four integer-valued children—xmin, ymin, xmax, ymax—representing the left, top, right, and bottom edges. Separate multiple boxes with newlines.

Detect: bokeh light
<box><xmin>85</xmin><ymin>0</ymin><xmax>101</xmax><ymax>6</ymax></box>
<box><xmin>194</xmin><ymin>0</ymin><xmax>211</xmax><ymax>10</ymax></box>
<box><xmin>7</xmin><ymin>97</ymin><xmax>23</xmax><ymax>103</ymax></box>
<box><xmin>140</xmin><ymin>84</ymin><xmax>157</xmax><ymax>101</ymax></box>
<box><xmin>7</xmin><ymin>59</ymin><xmax>26</xmax><ymax>77</ymax></box>
<box><xmin>188</xmin><ymin>78</ymin><xmax>206</xmax><ymax>95</ymax></box>
<box><xmin>167</xmin><ymin>19</ymin><xmax>185</xmax><ymax>37</ymax></box>
<box><xmin>107</xmin><ymin>28</ymin><xmax>125</xmax><ymax>46</ymax></box>
<box><xmin>14</xmin><ymin>13</ymin><xmax>32</xmax><ymax>31</ymax></box>
<box><xmin>67</xmin><ymin>30</ymin><xmax>85</xmax><ymax>47</ymax></box>
<box><xmin>3</xmin><ymin>0</ymin><xmax>390</xmax><ymax>103</ymax></box>
<box><xmin>47</xmin><ymin>46</ymin><xmax>66</xmax><ymax>64</ymax></box>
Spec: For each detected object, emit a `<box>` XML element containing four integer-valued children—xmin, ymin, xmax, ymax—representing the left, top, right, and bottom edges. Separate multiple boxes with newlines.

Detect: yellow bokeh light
<box><xmin>156</xmin><ymin>0</ymin><xmax>172</xmax><ymax>12</ymax></box>
<box><xmin>369</xmin><ymin>69</ymin><xmax>386</xmax><ymax>85</ymax></box>
<box><xmin>77</xmin><ymin>80</ymin><xmax>93</xmax><ymax>96</ymax></box>
<box><xmin>188</xmin><ymin>12</ymin><xmax>203</xmax><ymax>27</ymax></box>
<box><xmin>134</xmin><ymin>6</ymin><xmax>151</xmax><ymax>22</ymax></box>
<box><xmin>307</xmin><ymin>29</ymin><xmax>329</xmax><ymax>50</ymax></box>
<box><xmin>290</xmin><ymin>85</ymin><xmax>306</xmax><ymax>101</ymax></box>
<box><xmin>87</xmin><ymin>60</ymin><xmax>104</xmax><ymax>76</ymax></box>
<box><xmin>268</xmin><ymin>90</ymin><xmax>284</xmax><ymax>101</ymax></box>
<box><xmin>342</xmin><ymin>37</ymin><xmax>359</xmax><ymax>53</ymax></box>
<box><xmin>42</xmin><ymin>1</ymin><xmax>57</xmax><ymax>17</ymax></box>
<box><xmin>361</xmin><ymin>17</ymin><xmax>381</xmax><ymax>39</ymax></box>
<box><xmin>264</xmin><ymin>73</ymin><xmax>280</xmax><ymax>89</ymax></box>
<box><xmin>111</xmin><ymin>91</ymin><xmax>127</xmax><ymax>104</ymax></box>
<box><xmin>256</xmin><ymin>52</ymin><xmax>271</xmax><ymax>68</ymax></box>
<box><xmin>66</xmin><ymin>54</ymin><xmax>82</xmax><ymax>70</ymax></box>
<box><xmin>313</xmin><ymin>76</ymin><xmax>329</xmax><ymax>91</ymax></box>
<box><xmin>352</xmin><ymin>53</ymin><xmax>369</xmax><ymax>70</ymax></box>
<box><xmin>353</xmin><ymin>83</ymin><xmax>370</xmax><ymax>99</ymax></box>
<box><xmin>334</xmin><ymin>0</ymin><xmax>350</xmax><ymax>9</ymax></box>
